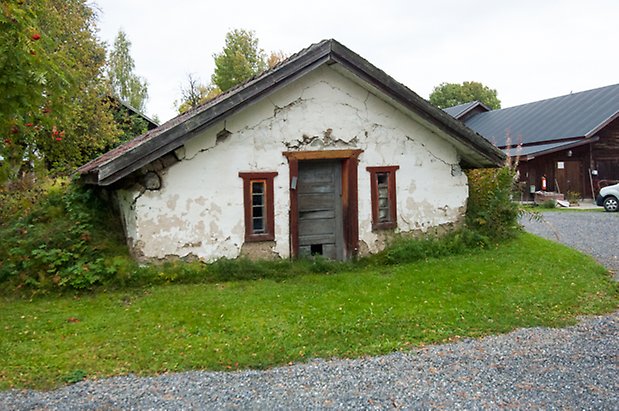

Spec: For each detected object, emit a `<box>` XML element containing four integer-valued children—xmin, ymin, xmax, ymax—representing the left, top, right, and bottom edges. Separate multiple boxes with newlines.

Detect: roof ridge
<box><xmin>495</xmin><ymin>83</ymin><xmax>619</xmax><ymax>112</ymax></box>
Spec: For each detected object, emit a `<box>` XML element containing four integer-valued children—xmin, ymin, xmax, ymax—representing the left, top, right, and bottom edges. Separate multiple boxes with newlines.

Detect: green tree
<box><xmin>107</xmin><ymin>30</ymin><xmax>148</xmax><ymax>112</ymax></box>
<box><xmin>0</xmin><ymin>0</ymin><xmax>119</xmax><ymax>181</ymax></box>
<box><xmin>429</xmin><ymin>81</ymin><xmax>501</xmax><ymax>110</ymax></box>
<box><xmin>211</xmin><ymin>29</ymin><xmax>267</xmax><ymax>92</ymax></box>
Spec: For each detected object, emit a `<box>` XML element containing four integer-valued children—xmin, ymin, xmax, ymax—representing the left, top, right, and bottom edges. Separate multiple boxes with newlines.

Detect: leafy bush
<box><xmin>0</xmin><ymin>179</ymin><xmax>136</xmax><ymax>291</ymax></box>
<box><xmin>465</xmin><ymin>165</ymin><xmax>520</xmax><ymax>241</ymax></box>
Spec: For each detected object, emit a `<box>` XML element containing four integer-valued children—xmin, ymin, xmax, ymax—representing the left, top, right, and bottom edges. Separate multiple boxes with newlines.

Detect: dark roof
<box><xmin>506</xmin><ymin>137</ymin><xmax>599</xmax><ymax>160</ymax></box>
<box><xmin>78</xmin><ymin>39</ymin><xmax>505</xmax><ymax>186</ymax></box>
<box><xmin>461</xmin><ymin>83</ymin><xmax>619</xmax><ymax>147</ymax></box>
<box><xmin>443</xmin><ymin>101</ymin><xmax>490</xmax><ymax>119</ymax></box>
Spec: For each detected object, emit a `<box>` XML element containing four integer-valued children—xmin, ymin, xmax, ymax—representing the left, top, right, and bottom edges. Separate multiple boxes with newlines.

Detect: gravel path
<box><xmin>521</xmin><ymin>211</ymin><xmax>619</xmax><ymax>279</ymax></box>
<box><xmin>2</xmin><ymin>211</ymin><xmax>618</xmax><ymax>410</ymax></box>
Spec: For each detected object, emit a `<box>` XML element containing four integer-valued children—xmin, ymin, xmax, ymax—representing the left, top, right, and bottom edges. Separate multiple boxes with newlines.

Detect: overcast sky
<box><xmin>93</xmin><ymin>0</ymin><xmax>619</xmax><ymax>122</ymax></box>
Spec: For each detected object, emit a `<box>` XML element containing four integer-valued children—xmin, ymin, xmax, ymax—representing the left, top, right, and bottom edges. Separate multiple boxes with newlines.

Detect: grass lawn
<box><xmin>1</xmin><ymin>233</ymin><xmax>617</xmax><ymax>390</ymax></box>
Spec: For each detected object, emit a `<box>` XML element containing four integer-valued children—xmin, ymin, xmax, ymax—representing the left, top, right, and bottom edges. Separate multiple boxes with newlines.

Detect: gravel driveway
<box><xmin>2</xmin><ymin>211</ymin><xmax>618</xmax><ymax>410</ymax></box>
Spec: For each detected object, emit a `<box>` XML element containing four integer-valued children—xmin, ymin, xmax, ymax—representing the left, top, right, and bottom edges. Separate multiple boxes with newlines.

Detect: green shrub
<box><xmin>0</xmin><ymin>175</ymin><xmax>51</xmax><ymax>227</ymax></box>
<box><xmin>0</xmin><ymin>179</ymin><xmax>137</xmax><ymax>292</ymax></box>
<box><xmin>465</xmin><ymin>165</ymin><xmax>520</xmax><ymax>241</ymax></box>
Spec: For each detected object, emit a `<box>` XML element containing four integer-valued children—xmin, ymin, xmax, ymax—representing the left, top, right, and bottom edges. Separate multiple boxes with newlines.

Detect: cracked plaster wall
<box><xmin>117</xmin><ymin>65</ymin><xmax>468</xmax><ymax>261</ymax></box>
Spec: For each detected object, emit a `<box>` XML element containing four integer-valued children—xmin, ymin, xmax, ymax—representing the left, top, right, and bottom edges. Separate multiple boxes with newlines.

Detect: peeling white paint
<box><xmin>118</xmin><ymin>66</ymin><xmax>469</xmax><ymax>261</ymax></box>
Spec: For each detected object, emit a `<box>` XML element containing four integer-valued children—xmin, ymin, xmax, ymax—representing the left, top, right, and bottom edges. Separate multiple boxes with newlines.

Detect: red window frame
<box><xmin>239</xmin><ymin>172</ymin><xmax>278</xmax><ymax>241</ymax></box>
<box><xmin>367</xmin><ymin>166</ymin><xmax>399</xmax><ymax>230</ymax></box>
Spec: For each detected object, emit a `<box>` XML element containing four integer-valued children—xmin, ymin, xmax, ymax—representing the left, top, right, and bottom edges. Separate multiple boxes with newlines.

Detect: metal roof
<box><xmin>462</xmin><ymin>83</ymin><xmax>619</xmax><ymax>147</ymax></box>
<box><xmin>443</xmin><ymin>101</ymin><xmax>480</xmax><ymax>118</ymax></box>
<box><xmin>504</xmin><ymin>137</ymin><xmax>599</xmax><ymax>160</ymax></box>
<box><xmin>78</xmin><ymin>39</ymin><xmax>505</xmax><ymax>186</ymax></box>
<box><xmin>442</xmin><ymin>101</ymin><xmax>490</xmax><ymax>120</ymax></box>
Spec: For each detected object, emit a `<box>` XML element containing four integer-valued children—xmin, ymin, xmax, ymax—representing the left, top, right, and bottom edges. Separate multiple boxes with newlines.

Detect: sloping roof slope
<box><xmin>443</xmin><ymin>101</ymin><xmax>480</xmax><ymax>118</ymax></box>
<box><xmin>463</xmin><ymin>83</ymin><xmax>619</xmax><ymax>147</ymax></box>
<box><xmin>443</xmin><ymin>101</ymin><xmax>490</xmax><ymax>119</ymax></box>
<box><xmin>79</xmin><ymin>39</ymin><xmax>504</xmax><ymax>186</ymax></box>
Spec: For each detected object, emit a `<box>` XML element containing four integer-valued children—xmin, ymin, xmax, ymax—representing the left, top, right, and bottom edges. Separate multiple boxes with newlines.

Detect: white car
<box><xmin>596</xmin><ymin>183</ymin><xmax>619</xmax><ymax>212</ymax></box>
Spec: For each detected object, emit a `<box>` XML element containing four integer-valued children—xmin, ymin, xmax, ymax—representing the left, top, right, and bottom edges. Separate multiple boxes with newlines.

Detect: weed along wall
<box><xmin>115</xmin><ymin>66</ymin><xmax>469</xmax><ymax>262</ymax></box>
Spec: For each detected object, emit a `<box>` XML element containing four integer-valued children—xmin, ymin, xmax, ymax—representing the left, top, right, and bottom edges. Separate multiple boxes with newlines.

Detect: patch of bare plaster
<box><xmin>367</xmin><ymin>229</ymin><xmax>400</xmax><ymax>255</ymax></box>
<box><xmin>182</xmin><ymin>240</ymin><xmax>202</xmax><ymax>248</ymax></box>
<box><xmin>358</xmin><ymin>240</ymin><xmax>370</xmax><ymax>256</ymax></box>
<box><xmin>284</xmin><ymin>129</ymin><xmax>359</xmax><ymax>150</ymax></box>
<box><xmin>195</xmin><ymin>220</ymin><xmax>205</xmax><ymax>235</ymax></box>
<box><xmin>166</xmin><ymin>194</ymin><xmax>179</xmax><ymax>210</ymax></box>
<box><xmin>209</xmin><ymin>202</ymin><xmax>222</xmax><ymax>215</ymax></box>
<box><xmin>209</xmin><ymin>221</ymin><xmax>223</xmax><ymax>241</ymax></box>
<box><xmin>140</xmin><ymin>215</ymin><xmax>187</xmax><ymax>236</ymax></box>
<box><xmin>240</xmin><ymin>241</ymin><xmax>279</xmax><ymax>260</ymax></box>
<box><xmin>360</xmin><ymin>220</ymin><xmax>465</xmax><ymax>257</ymax></box>
<box><xmin>231</xmin><ymin>220</ymin><xmax>245</xmax><ymax>239</ymax></box>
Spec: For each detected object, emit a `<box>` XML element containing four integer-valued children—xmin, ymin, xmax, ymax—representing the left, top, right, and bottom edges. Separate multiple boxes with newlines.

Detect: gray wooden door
<box><xmin>297</xmin><ymin>160</ymin><xmax>344</xmax><ymax>260</ymax></box>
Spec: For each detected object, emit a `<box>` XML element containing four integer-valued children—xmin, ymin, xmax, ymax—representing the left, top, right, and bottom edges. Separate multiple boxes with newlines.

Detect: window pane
<box><xmin>379</xmin><ymin>208</ymin><xmax>389</xmax><ymax>221</ymax></box>
<box><xmin>377</xmin><ymin>172</ymin><xmax>388</xmax><ymax>186</ymax></box>
<box><xmin>252</xmin><ymin>217</ymin><xmax>264</xmax><ymax>232</ymax></box>
<box><xmin>252</xmin><ymin>181</ymin><xmax>264</xmax><ymax>194</ymax></box>
<box><xmin>252</xmin><ymin>193</ymin><xmax>263</xmax><ymax>206</ymax></box>
<box><xmin>253</xmin><ymin>204</ymin><xmax>263</xmax><ymax>217</ymax></box>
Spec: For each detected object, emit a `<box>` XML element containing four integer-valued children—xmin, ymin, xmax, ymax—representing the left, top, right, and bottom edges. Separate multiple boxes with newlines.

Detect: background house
<box><xmin>78</xmin><ymin>39</ymin><xmax>503</xmax><ymax>262</ymax></box>
<box><xmin>446</xmin><ymin>84</ymin><xmax>619</xmax><ymax>200</ymax></box>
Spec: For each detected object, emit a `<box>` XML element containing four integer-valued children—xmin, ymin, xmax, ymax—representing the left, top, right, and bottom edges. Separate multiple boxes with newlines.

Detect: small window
<box><xmin>239</xmin><ymin>172</ymin><xmax>278</xmax><ymax>241</ymax></box>
<box><xmin>367</xmin><ymin>166</ymin><xmax>399</xmax><ymax>230</ymax></box>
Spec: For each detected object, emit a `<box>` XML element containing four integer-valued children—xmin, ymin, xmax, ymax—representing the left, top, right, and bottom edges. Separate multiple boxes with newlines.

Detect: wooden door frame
<box><xmin>283</xmin><ymin>149</ymin><xmax>362</xmax><ymax>260</ymax></box>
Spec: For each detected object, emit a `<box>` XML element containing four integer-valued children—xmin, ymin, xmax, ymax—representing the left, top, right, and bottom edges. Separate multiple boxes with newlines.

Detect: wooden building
<box><xmin>446</xmin><ymin>84</ymin><xmax>619</xmax><ymax>199</ymax></box>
